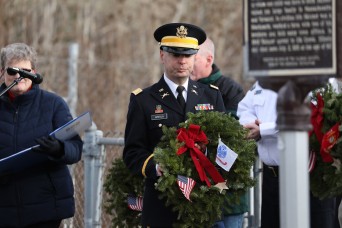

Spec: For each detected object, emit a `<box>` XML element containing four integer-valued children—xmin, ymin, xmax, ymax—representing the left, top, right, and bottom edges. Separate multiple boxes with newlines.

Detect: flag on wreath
<box><xmin>127</xmin><ymin>195</ymin><xmax>143</xmax><ymax>211</ymax></box>
<box><xmin>215</xmin><ymin>137</ymin><xmax>238</xmax><ymax>171</ymax></box>
<box><xmin>177</xmin><ymin>175</ymin><xmax>196</xmax><ymax>201</ymax></box>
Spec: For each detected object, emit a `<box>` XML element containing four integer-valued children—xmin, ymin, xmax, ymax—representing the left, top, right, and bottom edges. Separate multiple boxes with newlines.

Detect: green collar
<box><xmin>198</xmin><ymin>70</ymin><xmax>221</xmax><ymax>85</ymax></box>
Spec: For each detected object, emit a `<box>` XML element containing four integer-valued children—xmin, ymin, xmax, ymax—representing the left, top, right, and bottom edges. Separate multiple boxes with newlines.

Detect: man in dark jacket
<box><xmin>0</xmin><ymin>43</ymin><xmax>83</xmax><ymax>227</ymax></box>
<box><xmin>123</xmin><ymin>23</ymin><xmax>225</xmax><ymax>227</ymax></box>
<box><xmin>191</xmin><ymin>37</ymin><xmax>246</xmax><ymax>228</ymax></box>
<box><xmin>191</xmin><ymin>37</ymin><xmax>244</xmax><ymax>116</ymax></box>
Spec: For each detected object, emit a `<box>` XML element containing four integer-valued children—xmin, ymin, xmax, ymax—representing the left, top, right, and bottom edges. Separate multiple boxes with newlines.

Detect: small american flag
<box><xmin>127</xmin><ymin>195</ymin><xmax>143</xmax><ymax>211</ymax></box>
<box><xmin>177</xmin><ymin>175</ymin><xmax>196</xmax><ymax>202</ymax></box>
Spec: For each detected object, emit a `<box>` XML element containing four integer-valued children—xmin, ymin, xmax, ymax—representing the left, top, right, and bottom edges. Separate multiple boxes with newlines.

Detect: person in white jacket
<box><xmin>237</xmin><ymin>81</ymin><xmax>280</xmax><ymax>228</ymax></box>
<box><xmin>238</xmin><ymin>81</ymin><xmax>339</xmax><ymax>228</ymax></box>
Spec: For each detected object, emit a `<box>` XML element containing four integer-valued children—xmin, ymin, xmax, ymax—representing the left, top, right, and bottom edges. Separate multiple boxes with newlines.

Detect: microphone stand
<box><xmin>0</xmin><ymin>77</ymin><xmax>23</xmax><ymax>98</ymax></box>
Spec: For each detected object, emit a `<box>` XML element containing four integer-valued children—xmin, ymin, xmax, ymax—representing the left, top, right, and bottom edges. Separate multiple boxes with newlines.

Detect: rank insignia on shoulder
<box><xmin>254</xmin><ymin>89</ymin><xmax>262</xmax><ymax>95</ymax></box>
<box><xmin>210</xmin><ymin>84</ymin><xmax>219</xmax><ymax>90</ymax></box>
<box><xmin>132</xmin><ymin>88</ymin><xmax>142</xmax><ymax>95</ymax></box>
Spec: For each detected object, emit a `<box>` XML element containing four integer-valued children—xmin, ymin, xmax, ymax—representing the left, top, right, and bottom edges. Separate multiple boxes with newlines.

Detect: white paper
<box><xmin>50</xmin><ymin>111</ymin><xmax>92</xmax><ymax>140</ymax></box>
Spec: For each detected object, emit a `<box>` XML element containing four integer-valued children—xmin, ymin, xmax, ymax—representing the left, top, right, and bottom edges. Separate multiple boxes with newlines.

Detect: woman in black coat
<box><xmin>0</xmin><ymin>43</ymin><xmax>83</xmax><ymax>228</ymax></box>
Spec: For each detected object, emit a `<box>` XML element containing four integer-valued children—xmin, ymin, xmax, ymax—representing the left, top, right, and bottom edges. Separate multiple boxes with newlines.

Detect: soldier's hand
<box><xmin>195</xmin><ymin>142</ymin><xmax>206</xmax><ymax>153</ymax></box>
<box><xmin>156</xmin><ymin>164</ymin><xmax>163</xmax><ymax>176</ymax></box>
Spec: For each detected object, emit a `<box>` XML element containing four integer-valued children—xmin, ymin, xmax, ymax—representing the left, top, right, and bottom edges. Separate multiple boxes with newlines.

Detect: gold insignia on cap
<box><xmin>132</xmin><ymin>88</ymin><xmax>142</xmax><ymax>95</ymax></box>
<box><xmin>210</xmin><ymin>84</ymin><xmax>219</xmax><ymax>90</ymax></box>
<box><xmin>176</xmin><ymin>25</ymin><xmax>188</xmax><ymax>38</ymax></box>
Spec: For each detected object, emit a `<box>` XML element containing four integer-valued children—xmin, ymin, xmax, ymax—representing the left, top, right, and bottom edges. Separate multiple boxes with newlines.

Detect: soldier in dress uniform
<box><xmin>123</xmin><ymin>23</ymin><xmax>225</xmax><ymax>227</ymax></box>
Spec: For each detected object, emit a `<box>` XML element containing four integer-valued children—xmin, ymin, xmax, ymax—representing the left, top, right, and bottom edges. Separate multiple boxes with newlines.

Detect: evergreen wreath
<box><xmin>154</xmin><ymin>111</ymin><xmax>256</xmax><ymax>227</ymax></box>
<box><xmin>310</xmin><ymin>83</ymin><xmax>342</xmax><ymax>199</ymax></box>
<box><xmin>104</xmin><ymin>111</ymin><xmax>256</xmax><ymax>228</ymax></box>
<box><xmin>104</xmin><ymin>158</ymin><xmax>144</xmax><ymax>228</ymax></box>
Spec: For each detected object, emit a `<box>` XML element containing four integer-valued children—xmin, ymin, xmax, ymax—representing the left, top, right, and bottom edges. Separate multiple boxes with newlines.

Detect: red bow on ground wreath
<box><xmin>320</xmin><ymin>123</ymin><xmax>340</xmax><ymax>163</ymax></box>
<box><xmin>176</xmin><ymin>124</ymin><xmax>224</xmax><ymax>187</ymax></box>
<box><xmin>310</xmin><ymin>93</ymin><xmax>324</xmax><ymax>142</ymax></box>
<box><xmin>310</xmin><ymin>93</ymin><xmax>334</xmax><ymax>163</ymax></box>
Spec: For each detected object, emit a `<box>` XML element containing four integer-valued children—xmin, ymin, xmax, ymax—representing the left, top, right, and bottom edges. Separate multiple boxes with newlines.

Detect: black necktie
<box><xmin>176</xmin><ymin>85</ymin><xmax>186</xmax><ymax>112</ymax></box>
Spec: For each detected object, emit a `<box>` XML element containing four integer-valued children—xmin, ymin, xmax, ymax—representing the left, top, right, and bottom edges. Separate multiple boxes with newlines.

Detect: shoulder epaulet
<box><xmin>132</xmin><ymin>88</ymin><xmax>142</xmax><ymax>95</ymax></box>
<box><xmin>210</xmin><ymin>84</ymin><xmax>219</xmax><ymax>90</ymax></box>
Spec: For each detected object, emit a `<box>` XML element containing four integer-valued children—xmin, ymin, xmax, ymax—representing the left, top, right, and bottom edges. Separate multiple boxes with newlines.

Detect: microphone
<box><xmin>8</xmin><ymin>67</ymin><xmax>43</xmax><ymax>84</ymax></box>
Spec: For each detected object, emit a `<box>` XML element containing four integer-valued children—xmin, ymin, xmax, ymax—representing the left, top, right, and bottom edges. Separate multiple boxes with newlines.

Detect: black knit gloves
<box><xmin>32</xmin><ymin>136</ymin><xmax>64</xmax><ymax>158</ymax></box>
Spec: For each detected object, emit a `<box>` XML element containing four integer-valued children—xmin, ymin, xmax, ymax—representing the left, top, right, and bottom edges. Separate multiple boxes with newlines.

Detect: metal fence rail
<box><xmin>62</xmin><ymin>123</ymin><xmax>262</xmax><ymax>228</ymax></box>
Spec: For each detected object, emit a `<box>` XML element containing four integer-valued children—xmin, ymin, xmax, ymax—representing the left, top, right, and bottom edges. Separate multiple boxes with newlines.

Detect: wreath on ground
<box><xmin>104</xmin><ymin>111</ymin><xmax>256</xmax><ymax>228</ymax></box>
<box><xmin>154</xmin><ymin>111</ymin><xmax>256</xmax><ymax>227</ymax></box>
<box><xmin>309</xmin><ymin>83</ymin><xmax>342</xmax><ymax>199</ymax></box>
<box><xmin>104</xmin><ymin>158</ymin><xmax>144</xmax><ymax>228</ymax></box>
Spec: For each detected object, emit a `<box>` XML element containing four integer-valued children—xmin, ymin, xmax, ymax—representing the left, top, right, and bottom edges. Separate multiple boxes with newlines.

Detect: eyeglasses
<box><xmin>6</xmin><ymin>67</ymin><xmax>32</xmax><ymax>76</ymax></box>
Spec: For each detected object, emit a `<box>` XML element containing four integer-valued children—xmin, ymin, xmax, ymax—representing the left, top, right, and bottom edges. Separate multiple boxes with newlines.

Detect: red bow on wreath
<box><xmin>310</xmin><ymin>92</ymin><xmax>338</xmax><ymax>163</ymax></box>
<box><xmin>320</xmin><ymin>123</ymin><xmax>340</xmax><ymax>163</ymax></box>
<box><xmin>176</xmin><ymin>124</ymin><xmax>224</xmax><ymax>187</ymax></box>
<box><xmin>310</xmin><ymin>93</ymin><xmax>324</xmax><ymax>142</ymax></box>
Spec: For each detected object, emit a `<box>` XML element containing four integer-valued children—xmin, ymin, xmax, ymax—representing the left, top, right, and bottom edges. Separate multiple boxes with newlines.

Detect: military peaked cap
<box><xmin>154</xmin><ymin>23</ymin><xmax>207</xmax><ymax>55</ymax></box>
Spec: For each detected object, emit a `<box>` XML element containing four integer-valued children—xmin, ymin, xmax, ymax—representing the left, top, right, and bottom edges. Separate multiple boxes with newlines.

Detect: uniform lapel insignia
<box><xmin>155</xmin><ymin>105</ymin><xmax>164</xmax><ymax>113</ymax></box>
<box><xmin>159</xmin><ymin>88</ymin><xmax>164</xmax><ymax>92</ymax></box>
<box><xmin>161</xmin><ymin>92</ymin><xmax>170</xmax><ymax>99</ymax></box>
<box><xmin>191</xmin><ymin>89</ymin><xmax>198</xmax><ymax>95</ymax></box>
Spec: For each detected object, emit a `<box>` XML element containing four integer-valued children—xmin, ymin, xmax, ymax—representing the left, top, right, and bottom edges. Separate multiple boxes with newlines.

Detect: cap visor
<box><xmin>161</xmin><ymin>46</ymin><xmax>198</xmax><ymax>55</ymax></box>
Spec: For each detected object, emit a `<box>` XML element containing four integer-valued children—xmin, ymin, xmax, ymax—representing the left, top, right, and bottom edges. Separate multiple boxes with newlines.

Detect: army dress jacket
<box><xmin>123</xmin><ymin>76</ymin><xmax>225</xmax><ymax>227</ymax></box>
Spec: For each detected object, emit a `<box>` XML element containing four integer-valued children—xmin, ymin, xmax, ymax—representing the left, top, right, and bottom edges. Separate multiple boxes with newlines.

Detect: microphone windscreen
<box><xmin>35</xmin><ymin>74</ymin><xmax>43</xmax><ymax>84</ymax></box>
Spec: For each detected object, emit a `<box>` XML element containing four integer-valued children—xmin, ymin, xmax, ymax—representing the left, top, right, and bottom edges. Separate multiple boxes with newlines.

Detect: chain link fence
<box><xmin>61</xmin><ymin>128</ymin><xmax>124</xmax><ymax>228</ymax></box>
